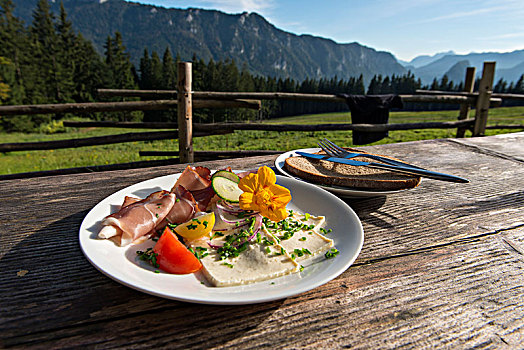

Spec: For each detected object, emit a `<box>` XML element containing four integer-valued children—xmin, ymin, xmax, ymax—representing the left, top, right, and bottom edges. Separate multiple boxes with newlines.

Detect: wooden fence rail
<box><xmin>0</xmin><ymin>130</ymin><xmax>230</xmax><ymax>152</ymax></box>
<box><xmin>98</xmin><ymin>89</ymin><xmax>501</xmax><ymax>106</ymax></box>
<box><xmin>0</xmin><ymin>99</ymin><xmax>260</xmax><ymax>116</ymax></box>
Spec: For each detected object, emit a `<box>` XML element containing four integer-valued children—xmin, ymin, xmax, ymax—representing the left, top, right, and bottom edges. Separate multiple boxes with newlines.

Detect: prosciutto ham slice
<box><xmin>98</xmin><ymin>190</ymin><xmax>176</xmax><ymax>246</ymax></box>
<box><xmin>172</xmin><ymin>166</ymin><xmax>211</xmax><ymax>192</ymax></box>
<box><xmin>156</xmin><ymin>185</ymin><xmax>200</xmax><ymax>228</ymax></box>
<box><xmin>172</xmin><ymin>166</ymin><xmax>215</xmax><ymax>210</ymax></box>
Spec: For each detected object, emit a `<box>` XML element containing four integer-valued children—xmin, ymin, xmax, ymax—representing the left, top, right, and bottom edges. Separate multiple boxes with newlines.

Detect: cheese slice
<box><xmin>264</xmin><ymin>212</ymin><xmax>334</xmax><ymax>263</ymax></box>
<box><xmin>187</xmin><ymin>210</ymin><xmax>334</xmax><ymax>287</ymax></box>
<box><xmin>188</xmin><ymin>229</ymin><xmax>298</xmax><ymax>287</ymax></box>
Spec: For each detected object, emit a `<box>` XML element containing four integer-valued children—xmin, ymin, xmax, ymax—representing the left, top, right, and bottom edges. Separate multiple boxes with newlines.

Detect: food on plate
<box><xmin>238</xmin><ymin>166</ymin><xmax>292</xmax><ymax>222</ymax></box>
<box><xmin>98</xmin><ymin>165</ymin><xmax>337</xmax><ymax>287</ymax></box>
<box><xmin>152</xmin><ymin>226</ymin><xmax>202</xmax><ymax>274</ymax></box>
<box><xmin>263</xmin><ymin>211</ymin><xmax>333</xmax><ymax>263</ymax></box>
<box><xmin>174</xmin><ymin>211</ymin><xmax>215</xmax><ymax>240</ymax></box>
<box><xmin>171</xmin><ymin>165</ymin><xmax>215</xmax><ymax>211</ymax></box>
<box><xmin>187</xmin><ymin>209</ymin><xmax>333</xmax><ymax>286</ymax></box>
<box><xmin>284</xmin><ymin>150</ymin><xmax>421</xmax><ymax>190</ymax></box>
<box><xmin>98</xmin><ymin>190</ymin><xmax>176</xmax><ymax>246</ymax></box>
<box><xmin>211</xmin><ymin>173</ymin><xmax>243</xmax><ymax>203</ymax></box>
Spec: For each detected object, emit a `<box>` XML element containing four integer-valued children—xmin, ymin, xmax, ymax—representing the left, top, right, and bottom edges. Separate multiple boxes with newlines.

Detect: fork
<box><xmin>318</xmin><ymin>138</ymin><xmax>425</xmax><ymax>169</ymax></box>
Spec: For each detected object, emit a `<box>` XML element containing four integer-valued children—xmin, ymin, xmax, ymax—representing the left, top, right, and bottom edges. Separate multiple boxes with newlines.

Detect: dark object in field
<box><xmin>337</xmin><ymin>94</ymin><xmax>403</xmax><ymax>145</ymax></box>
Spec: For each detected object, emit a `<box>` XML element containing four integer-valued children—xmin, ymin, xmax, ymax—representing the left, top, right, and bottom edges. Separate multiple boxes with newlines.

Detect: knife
<box><xmin>295</xmin><ymin>151</ymin><xmax>469</xmax><ymax>183</ymax></box>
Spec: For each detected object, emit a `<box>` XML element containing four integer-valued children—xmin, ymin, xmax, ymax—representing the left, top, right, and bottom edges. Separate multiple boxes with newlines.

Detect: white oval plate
<box><xmin>275</xmin><ymin>148</ymin><xmax>410</xmax><ymax>198</ymax></box>
<box><xmin>79</xmin><ymin>173</ymin><xmax>364</xmax><ymax>305</ymax></box>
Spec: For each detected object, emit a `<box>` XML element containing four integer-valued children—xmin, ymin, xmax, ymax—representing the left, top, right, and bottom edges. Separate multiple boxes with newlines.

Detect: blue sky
<box><xmin>129</xmin><ymin>0</ymin><xmax>524</xmax><ymax>61</ymax></box>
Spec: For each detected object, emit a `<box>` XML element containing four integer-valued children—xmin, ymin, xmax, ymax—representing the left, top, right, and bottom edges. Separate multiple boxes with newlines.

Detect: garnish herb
<box><xmin>325</xmin><ymin>248</ymin><xmax>339</xmax><ymax>259</ymax></box>
<box><xmin>210</xmin><ymin>231</ymin><xmax>225</xmax><ymax>240</ymax></box>
<box><xmin>136</xmin><ymin>248</ymin><xmax>159</xmax><ymax>268</ymax></box>
<box><xmin>167</xmin><ymin>223</ymin><xmax>178</xmax><ymax>230</ymax></box>
<box><xmin>320</xmin><ymin>228</ymin><xmax>332</xmax><ymax>235</ymax></box>
<box><xmin>222</xmin><ymin>262</ymin><xmax>234</xmax><ymax>268</ymax></box>
<box><xmin>191</xmin><ymin>247</ymin><xmax>209</xmax><ymax>260</ymax></box>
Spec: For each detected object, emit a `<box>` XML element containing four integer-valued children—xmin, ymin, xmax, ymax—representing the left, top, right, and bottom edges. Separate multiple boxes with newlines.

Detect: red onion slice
<box><xmin>215</xmin><ymin>201</ymin><xmax>244</xmax><ymax>214</ymax></box>
<box><xmin>207</xmin><ymin>214</ymin><xmax>263</xmax><ymax>249</ymax></box>
<box><xmin>215</xmin><ymin>203</ymin><xmax>258</xmax><ymax>224</ymax></box>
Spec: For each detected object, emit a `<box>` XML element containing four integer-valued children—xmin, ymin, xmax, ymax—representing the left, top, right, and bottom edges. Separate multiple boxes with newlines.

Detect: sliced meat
<box><xmin>157</xmin><ymin>185</ymin><xmax>200</xmax><ymax>228</ymax></box>
<box><xmin>122</xmin><ymin>196</ymin><xmax>141</xmax><ymax>207</ymax></box>
<box><xmin>171</xmin><ymin>166</ymin><xmax>211</xmax><ymax>192</ymax></box>
<box><xmin>99</xmin><ymin>190</ymin><xmax>176</xmax><ymax>246</ymax></box>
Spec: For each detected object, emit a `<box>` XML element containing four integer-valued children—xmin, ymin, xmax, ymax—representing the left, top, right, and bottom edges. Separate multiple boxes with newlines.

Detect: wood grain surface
<box><xmin>1</xmin><ymin>134</ymin><xmax>523</xmax><ymax>349</ymax></box>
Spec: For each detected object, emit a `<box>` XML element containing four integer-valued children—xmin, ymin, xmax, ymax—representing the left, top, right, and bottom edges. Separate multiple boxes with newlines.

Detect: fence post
<box><xmin>456</xmin><ymin>67</ymin><xmax>476</xmax><ymax>137</ymax></box>
<box><xmin>177</xmin><ymin>62</ymin><xmax>194</xmax><ymax>163</ymax></box>
<box><xmin>472</xmin><ymin>62</ymin><xmax>496</xmax><ymax>137</ymax></box>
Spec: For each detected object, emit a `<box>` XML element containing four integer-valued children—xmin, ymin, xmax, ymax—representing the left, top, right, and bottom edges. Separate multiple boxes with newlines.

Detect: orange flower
<box><xmin>238</xmin><ymin>166</ymin><xmax>292</xmax><ymax>222</ymax></box>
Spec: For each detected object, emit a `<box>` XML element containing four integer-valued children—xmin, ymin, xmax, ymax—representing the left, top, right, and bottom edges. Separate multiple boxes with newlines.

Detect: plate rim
<box><xmin>79</xmin><ymin>171</ymin><xmax>364</xmax><ymax>305</ymax></box>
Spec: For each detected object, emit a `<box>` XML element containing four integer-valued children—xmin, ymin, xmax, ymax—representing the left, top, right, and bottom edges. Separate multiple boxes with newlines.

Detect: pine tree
<box><xmin>105</xmin><ymin>32</ymin><xmax>136</xmax><ymax>90</ymax></box>
<box><xmin>161</xmin><ymin>47</ymin><xmax>176</xmax><ymax>89</ymax></box>
<box><xmin>54</xmin><ymin>1</ymin><xmax>74</xmax><ymax>102</ymax></box>
<box><xmin>139</xmin><ymin>48</ymin><xmax>152</xmax><ymax>89</ymax></box>
<box><xmin>0</xmin><ymin>56</ymin><xmax>13</xmax><ymax>102</ymax></box>
<box><xmin>0</xmin><ymin>0</ymin><xmax>26</xmax><ymax>104</ymax></box>
<box><xmin>30</xmin><ymin>0</ymin><xmax>62</xmax><ymax>103</ymax></box>
<box><xmin>104</xmin><ymin>32</ymin><xmax>139</xmax><ymax>121</ymax></box>
<box><xmin>150</xmin><ymin>50</ymin><xmax>163</xmax><ymax>89</ymax></box>
<box><xmin>72</xmin><ymin>33</ymin><xmax>107</xmax><ymax>103</ymax></box>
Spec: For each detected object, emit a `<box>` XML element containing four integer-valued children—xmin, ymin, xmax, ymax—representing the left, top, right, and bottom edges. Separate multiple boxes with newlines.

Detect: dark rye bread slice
<box><xmin>284</xmin><ymin>150</ymin><xmax>421</xmax><ymax>190</ymax></box>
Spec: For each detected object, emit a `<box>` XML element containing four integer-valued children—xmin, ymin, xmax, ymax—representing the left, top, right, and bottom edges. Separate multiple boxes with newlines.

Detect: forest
<box><xmin>1</xmin><ymin>0</ymin><xmax>523</xmax><ymax>132</ymax></box>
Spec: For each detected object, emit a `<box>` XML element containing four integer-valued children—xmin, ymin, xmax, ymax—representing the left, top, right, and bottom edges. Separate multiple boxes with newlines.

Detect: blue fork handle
<box><xmin>345</xmin><ymin>152</ymin><xmax>426</xmax><ymax>170</ymax></box>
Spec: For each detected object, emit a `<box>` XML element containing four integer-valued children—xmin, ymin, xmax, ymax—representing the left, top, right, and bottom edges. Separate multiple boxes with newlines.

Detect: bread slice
<box><xmin>284</xmin><ymin>150</ymin><xmax>421</xmax><ymax>191</ymax></box>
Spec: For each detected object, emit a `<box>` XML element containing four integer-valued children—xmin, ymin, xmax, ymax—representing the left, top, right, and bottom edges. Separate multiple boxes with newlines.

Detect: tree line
<box><xmin>1</xmin><ymin>0</ymin><xmax>523</xmax><ymax>132</ymax></box>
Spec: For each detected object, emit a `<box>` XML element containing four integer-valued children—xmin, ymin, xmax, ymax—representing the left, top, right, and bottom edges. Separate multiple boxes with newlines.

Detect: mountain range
<box><xmin>402</xmin><ymin>50</ymin><xmax>524</xmax><ymax>85</ymax></box>
<box><xmin>12</xmin><ymin>0</ymin><xmax>524</xmax><ymax>85</ymax></box>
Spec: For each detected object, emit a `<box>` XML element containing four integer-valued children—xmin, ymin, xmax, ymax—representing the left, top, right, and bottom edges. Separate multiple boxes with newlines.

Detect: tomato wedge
<box><xmin>153</xmin><ymin>227</ymin><xmax>202</xmax><ymax>274</ymax></box>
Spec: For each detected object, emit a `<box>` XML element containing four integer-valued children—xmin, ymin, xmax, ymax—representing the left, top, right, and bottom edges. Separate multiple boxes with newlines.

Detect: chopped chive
<box><xmin>187</xmin><ymin>223</ymin><xmax>198</xmax><ymax>230</ymax></box>
<box><xmin>325</xmin><ymin>248</ymin><xmax>339</xmax><ymax>259</ymax></box>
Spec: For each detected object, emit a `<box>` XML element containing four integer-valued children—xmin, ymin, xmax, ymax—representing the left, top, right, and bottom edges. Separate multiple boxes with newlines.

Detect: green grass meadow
<box><xmin>1</xmin><ymin>106</ymin><xmax>523</xmax><ymax>175</ymax></box>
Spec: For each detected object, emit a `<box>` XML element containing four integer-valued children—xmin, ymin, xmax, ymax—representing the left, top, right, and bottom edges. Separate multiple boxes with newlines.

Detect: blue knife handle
<box><xmin>365</xmin><ymin>162</ymin><xmax>469</xmax><ymax>183</ymax></box>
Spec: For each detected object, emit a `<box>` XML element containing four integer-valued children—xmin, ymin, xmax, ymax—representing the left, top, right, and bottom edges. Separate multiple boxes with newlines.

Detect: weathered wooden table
<box><xmin>1</xmin><ymin>133</ymin><xmax>523</xmax><ymax>349</ymax></box>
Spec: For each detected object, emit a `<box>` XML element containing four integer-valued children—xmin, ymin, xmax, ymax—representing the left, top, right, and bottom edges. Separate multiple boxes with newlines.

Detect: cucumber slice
<box><xmin>212</xmin><ymin>170</ymin><xmax>240</xmax><ymax>183</ymax></box>
<box><xmin>212</xmin><ymin>176</ymin><xmax>244</xmax><ymax>202</ymax></box>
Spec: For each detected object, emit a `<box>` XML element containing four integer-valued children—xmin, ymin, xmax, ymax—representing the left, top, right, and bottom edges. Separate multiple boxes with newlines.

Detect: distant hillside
<box><xmin>402</xmin><ymin>50</ymin><xmax>524</xmax><ymax>85</ymax></box>
<box><xmin>399</xmin><ymin>51</ymin><xmax>455</xmax><ymax>69</ymax></box>
<box><xmin>13</xmin><ymin>0</ymin><xmax>406</xmax><ymax>83</ymax></box>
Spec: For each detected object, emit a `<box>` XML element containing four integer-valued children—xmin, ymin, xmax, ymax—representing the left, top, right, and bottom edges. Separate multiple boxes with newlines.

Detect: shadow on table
<box><xmin>344</xmin><ymin>196</ymin><xmax>396</xmax><ymax>230</ymax></box>
<box><xmin>0</xmin><ymin>211</ymin><xmax>283</xmax><ymax>348</ymax></box>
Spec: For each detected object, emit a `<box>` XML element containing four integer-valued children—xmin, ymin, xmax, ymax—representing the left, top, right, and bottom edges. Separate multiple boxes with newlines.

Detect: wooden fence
<box><xmin>1</xmin><ymin>61</ymin><xmax>523</xmax><ymax>178</ymax></box>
